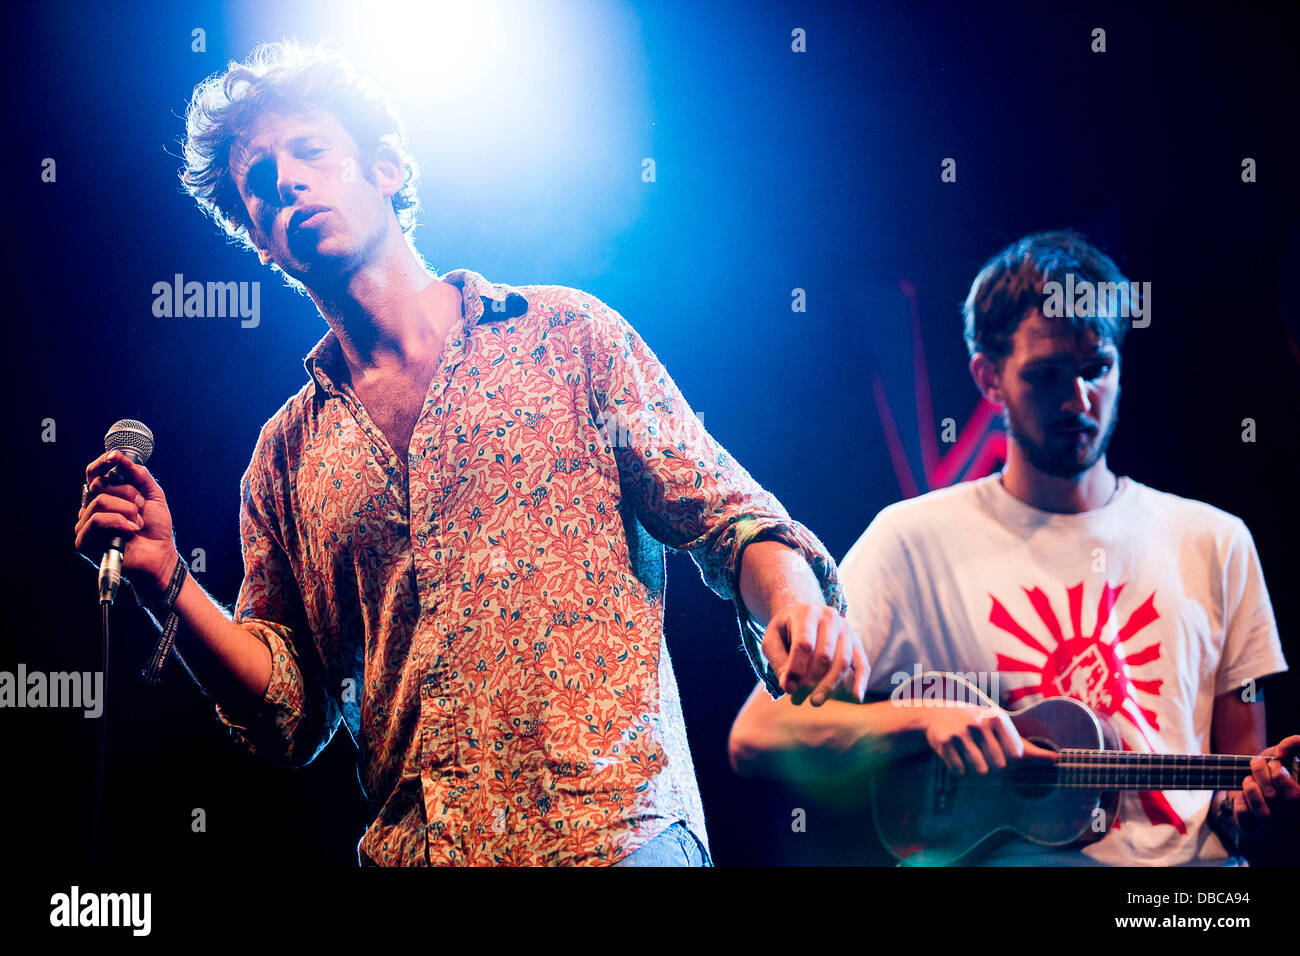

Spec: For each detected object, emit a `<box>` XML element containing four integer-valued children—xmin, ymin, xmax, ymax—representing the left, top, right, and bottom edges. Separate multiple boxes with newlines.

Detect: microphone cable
<box><xmin>92</xmin><ymin>599</ymin><xmax>110</xmax><ymax>867</ymax></box>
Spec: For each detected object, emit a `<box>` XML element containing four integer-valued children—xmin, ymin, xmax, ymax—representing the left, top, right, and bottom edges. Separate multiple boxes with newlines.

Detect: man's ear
<box><xmin>366</xmin><ymin>144</ymin><xmax>404</xmax><ymax>198</ymax></box>
<box><xmin>969</xmin><ymin>352</ymin><xmax>1004</xmax><ymax>405</ymax></box>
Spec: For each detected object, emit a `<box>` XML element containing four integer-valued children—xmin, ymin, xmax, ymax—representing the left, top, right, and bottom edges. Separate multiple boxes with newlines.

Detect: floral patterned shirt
<box><xmin>213</xmin><ymin>268</ymin><xmax>844</xmax><ymax>865</ymax></box>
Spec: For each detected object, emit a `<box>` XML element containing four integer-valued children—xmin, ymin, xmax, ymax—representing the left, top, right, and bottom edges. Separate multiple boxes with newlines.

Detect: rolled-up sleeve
<box><xmin>211</xmin><ymin>427</ymin><xmax>340</xmax><ymax>767</ymax></box>
<box><xmin>578</xmin><ymin>297</ymin><xmax>845</xmax><ymax>697</ymax></box>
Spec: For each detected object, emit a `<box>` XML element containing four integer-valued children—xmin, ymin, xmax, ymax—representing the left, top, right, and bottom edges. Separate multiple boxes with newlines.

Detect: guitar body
<box><xmin>871</xmin><ymin>672</ymin><xmax>1122</xmax><ymax>866</ymax></box>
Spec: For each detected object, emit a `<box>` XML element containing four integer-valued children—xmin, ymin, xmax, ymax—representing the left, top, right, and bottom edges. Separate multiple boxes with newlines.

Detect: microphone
<box><xmin>97</xmin><ymin>419</ymin><xmax>155</xmax><ymax>605</ymax></box>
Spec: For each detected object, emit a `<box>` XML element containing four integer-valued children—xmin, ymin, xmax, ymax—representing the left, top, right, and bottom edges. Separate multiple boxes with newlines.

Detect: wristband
<box><xmin>142</xmin><ymin>554</ymin><xmax>188</xmax><ymax>685</ymax></box>
<box><xmin>1210</xmin><ymin>791</ymin><xmax>1243</xmax><ymax>858</ymax></box>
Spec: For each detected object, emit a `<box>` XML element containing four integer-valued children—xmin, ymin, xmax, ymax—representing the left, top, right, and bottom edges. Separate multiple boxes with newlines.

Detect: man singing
<box><xmin>74</xmin><ymin>41</ymin><xmax>866</xmax><ymax>866</ymax></box>
<box><xmin>729</xmin><ymin>231</ymin><xmax>1299</xmax><ymax>865</ymax></box>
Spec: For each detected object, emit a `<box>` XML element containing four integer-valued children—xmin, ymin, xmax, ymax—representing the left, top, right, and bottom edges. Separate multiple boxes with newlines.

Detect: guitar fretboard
<box><xmin>1047</xmin><ymin>750</ymin><xmax>1256</xmax><ymax>790</ymax></box>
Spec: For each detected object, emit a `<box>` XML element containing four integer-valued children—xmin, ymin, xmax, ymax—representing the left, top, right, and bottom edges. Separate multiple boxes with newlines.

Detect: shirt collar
<box><xmin>302</xmin><ymin>268</ymin><xmax>530</xmax><ymax>399</ymax></box>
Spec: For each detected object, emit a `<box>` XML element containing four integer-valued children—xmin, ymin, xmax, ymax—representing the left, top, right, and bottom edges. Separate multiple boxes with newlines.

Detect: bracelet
<box><xmin>142</xmin><ymin>554</ymin><xmax>188</xmax><ymax>685</ymax></box>
<box><xmin>741</xmin><ymin>613</ymin><xmax>784</xmax><ymax>699</ymax></box>
<box><xmin>1210</xmin><ymin>791</ymin><xmax>1243</xmax><ymax>858</ymax></box>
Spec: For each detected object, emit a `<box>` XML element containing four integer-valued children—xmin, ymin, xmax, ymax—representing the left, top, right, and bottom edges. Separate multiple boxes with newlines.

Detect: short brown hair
<box><xmin>180</xmin><ymin>40</ymin><xmax>421</xmax><ymax>252</ymax></box>
<box><xmin>962</xmin><ymin>231</ymin><xmax>1132</xmax><ymax>360</ymax></box>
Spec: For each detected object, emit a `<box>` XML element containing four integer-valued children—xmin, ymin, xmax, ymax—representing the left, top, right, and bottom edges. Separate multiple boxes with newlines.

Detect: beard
<box><xmin>1004</xmin><ymin>394</ymin><xmax>1120</xmax><ymax>479</ymax></box>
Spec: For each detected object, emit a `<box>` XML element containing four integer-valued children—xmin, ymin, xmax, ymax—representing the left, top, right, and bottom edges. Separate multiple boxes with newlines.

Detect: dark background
<box><xmin>4</xmin><ymin>0</ymin><xmax>1297</xmax><ymax>870</ymax></box>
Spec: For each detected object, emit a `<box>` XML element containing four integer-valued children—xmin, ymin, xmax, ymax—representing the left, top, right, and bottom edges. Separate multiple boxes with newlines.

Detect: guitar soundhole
<box><xmin>1008</xmin><ymin>737</ymin><xmax>1059</xmax><ymax>800</ymax></box>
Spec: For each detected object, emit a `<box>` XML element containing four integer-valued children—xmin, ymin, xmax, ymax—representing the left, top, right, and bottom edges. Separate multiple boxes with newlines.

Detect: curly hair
<box><xmin>180</xmin><ymin>40</ymin><xmax>421</xmax><ymax>257</ymax></box>
<box><xmin>962</xmin><ymin>231</ymin><xmax>1131</xmax><ymax>361</ymax></box>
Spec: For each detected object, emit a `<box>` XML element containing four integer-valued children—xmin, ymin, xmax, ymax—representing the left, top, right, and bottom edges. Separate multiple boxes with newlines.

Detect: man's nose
<box><xmin>1064</xmin><ymin>377</ymin><xmax>1092</xmax><ymax>416</ymax></box>
<box><xmin>276</xmin><ymin>162</ymin><xmax>311</xmax><ymax>205</ymax></box>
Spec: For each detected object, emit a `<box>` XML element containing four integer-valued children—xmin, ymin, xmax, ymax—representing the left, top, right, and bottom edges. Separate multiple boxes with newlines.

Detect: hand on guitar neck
<box><xmin>1226</xmin><ymin>733</ymin><xmax>1300</xmax><ymax>863</ymax></box>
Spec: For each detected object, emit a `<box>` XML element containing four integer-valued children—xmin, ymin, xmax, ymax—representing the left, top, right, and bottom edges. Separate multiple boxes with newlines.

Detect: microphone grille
<box><xmin>104</xmin><ymin>419</ymin><xmax>154</xmax><ymax>465</ymax></box>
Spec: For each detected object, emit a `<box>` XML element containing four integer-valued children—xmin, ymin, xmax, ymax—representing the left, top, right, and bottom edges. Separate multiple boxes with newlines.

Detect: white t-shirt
<box><xmin>841</xmin><ymin>475</ymin><xmax>1288</xmax><ymax>866</ymax></box>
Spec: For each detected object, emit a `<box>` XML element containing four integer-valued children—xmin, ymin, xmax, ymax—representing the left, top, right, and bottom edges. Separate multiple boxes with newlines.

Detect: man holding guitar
<box><xmin>729</xmin><ymin>232</ymin><xmax>1299</xmax><ymax>865</ymax></box>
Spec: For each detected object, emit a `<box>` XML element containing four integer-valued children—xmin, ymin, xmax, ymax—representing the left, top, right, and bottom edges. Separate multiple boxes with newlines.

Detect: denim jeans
<box><xmin>612</xmin><ymin>821</ymin><xmax>713</xmax><ymax>867</ymax></box>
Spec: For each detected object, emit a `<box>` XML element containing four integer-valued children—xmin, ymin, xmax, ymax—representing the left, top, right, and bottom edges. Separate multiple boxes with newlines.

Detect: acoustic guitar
<box><xmin>871</xmin><ymin>671</ymin><xmax>1298</xmax><ymax>866</ymax></box>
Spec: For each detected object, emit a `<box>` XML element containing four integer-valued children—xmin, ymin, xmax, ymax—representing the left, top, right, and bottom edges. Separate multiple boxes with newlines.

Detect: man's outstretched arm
<box><xmin>577</xmin><ymin>295</ymin><xmax>865</xmax><ymax>704</ymax></box>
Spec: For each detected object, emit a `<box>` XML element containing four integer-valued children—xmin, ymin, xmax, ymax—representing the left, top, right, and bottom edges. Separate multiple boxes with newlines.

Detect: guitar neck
<box><xmin>1050</xmin><ymin>750</ymin><xmax>1282</xmax><ymax>790</ymax></box>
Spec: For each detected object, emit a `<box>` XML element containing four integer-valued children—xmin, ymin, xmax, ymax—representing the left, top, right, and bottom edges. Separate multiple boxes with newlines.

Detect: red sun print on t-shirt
<box><xmin>989</xmin><ymin>582</ymin><xmax>1187</xmax><ymax>834</ymax></box>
